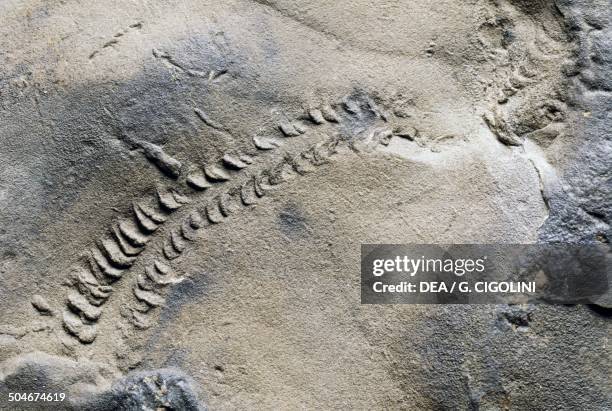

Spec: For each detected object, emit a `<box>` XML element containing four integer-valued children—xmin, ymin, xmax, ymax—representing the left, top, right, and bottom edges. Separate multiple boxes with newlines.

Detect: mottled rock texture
<box><xmin>0</xmin><ymin>0</ymin><xmax>609</xmax><ymax>409</ymax></box>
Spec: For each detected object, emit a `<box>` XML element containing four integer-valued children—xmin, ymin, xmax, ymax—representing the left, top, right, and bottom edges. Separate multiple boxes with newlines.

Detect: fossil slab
<box><xmin>0</xmin><ymin>0</ymin><xmax>610</xmax><ymax>409</ymax></box>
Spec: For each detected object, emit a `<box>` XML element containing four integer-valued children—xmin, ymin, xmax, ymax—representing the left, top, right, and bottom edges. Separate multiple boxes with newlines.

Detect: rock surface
<box><xmin>0</xmin><ymin>0</ymin><xmax>609</xmax><ymax>409</ymax></box>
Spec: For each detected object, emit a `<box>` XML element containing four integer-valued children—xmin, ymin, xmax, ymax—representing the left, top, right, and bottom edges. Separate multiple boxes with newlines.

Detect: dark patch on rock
<box><xmin>0</xmin><ymin>352</ymin><xmax>206</xmax><ymax>411</ymax></box>
<box><xmin>0</xmin><ymin>352</ymin><xmax>111</xmax><ymax>410</ymax></box>
<box><xmin>160</xmin><ymin>275</ymin><xmax>211</xmax><ymax>325</ymax></box>
<box><xmin>501</xmin><ymin>28</ymin><xmax>516</xmax><ymax>48</ymax></box>
<box><xmin>539</xmin><ymin>0</ymin><xmax>612</xmax><ymax>248</ymax></box>
<box><xmin>337</xmin><ymin>89</ymin><xmax>383</xmax><ymax>138</ymax></box>
<box><xmin>0</xmin><ymin>353</ymin><xmax>103</xmax><ymax>393</ymax></box>
<box><xmin>588</xmin><ymin>304</ymin><xmax>612</xmax><ymax>318</ymax></box>
<box><xmin>1</xmin><ymin>362</ymin><xmax>52</xmax><ymax>394</ymax></box>
<box><xmin>278</xmin><ymin>204</ymin><xmax>309</xmax><ymax>239</ymax></box>
<box><xmin>0</xmin><ymin>354</ymin><xmax>206</xmax><ymax>410</ymax></box>
<box><xmin>78</xmin><ymin>369</ymin><xmax>206</xmax><ymax>411</ymax></box>
<box><xmin>496</xmin><ymin>305</ymin><xmax>534</xmax><ymax>331</ymax></box>
<box><xmin>141</xmin><ymin>274</ymin><xmax>212</xmax><ymax>369</ymax></box>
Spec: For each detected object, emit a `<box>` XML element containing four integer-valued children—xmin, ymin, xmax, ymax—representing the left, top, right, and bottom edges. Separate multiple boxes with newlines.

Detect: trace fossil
<box><xmin>60</xmin><ymin>92</ymin><xmax>404</xmax><ymax>345</ymax></box>
<box><xmin>1</xmin><ymin>0</ymin><xmax>609</xmax><ymax>409</ymax></box>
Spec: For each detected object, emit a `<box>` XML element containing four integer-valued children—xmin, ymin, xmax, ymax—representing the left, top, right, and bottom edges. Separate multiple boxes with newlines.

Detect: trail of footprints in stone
<box><xmin>63</xmin><ymin>188</ymin><xmax>190</xmax><ymax>343</ymax></box>
<box><xmin>122</xmin><ymin>103</ymin><xmax>394</xmax><ymax>332</ymax></box>
<box><xmin>63</xmin><ymin>95</ymin><xmax>395</xmax><ymax>343</ymax></box>
<box><xmin>121</xmin><ymin>138</ymin><xmax>347</xmax><ymax>331</ymax></box>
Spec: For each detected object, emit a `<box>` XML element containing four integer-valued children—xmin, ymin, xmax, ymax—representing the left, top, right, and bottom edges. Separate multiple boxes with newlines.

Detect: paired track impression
<box><xmin>61</xmin><ymin>92</ymin><xmax>410</xmax><ymax>346</ymax></box>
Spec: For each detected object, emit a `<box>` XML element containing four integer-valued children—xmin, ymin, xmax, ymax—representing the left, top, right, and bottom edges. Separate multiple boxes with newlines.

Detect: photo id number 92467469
<box><xmin>8</xmin><ymin>392</ymin><xmax>66</xmax><ymax>402</ymax></box>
